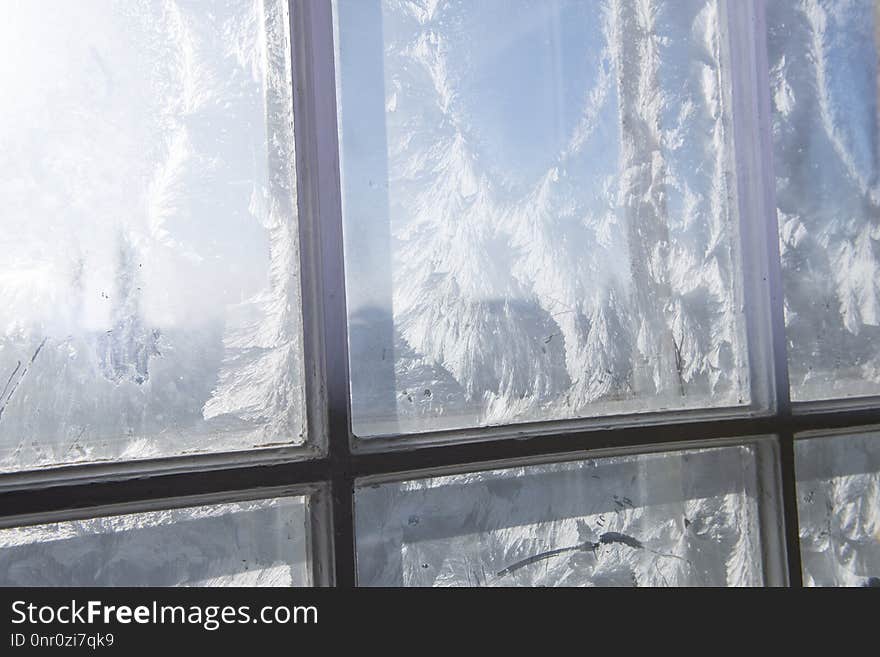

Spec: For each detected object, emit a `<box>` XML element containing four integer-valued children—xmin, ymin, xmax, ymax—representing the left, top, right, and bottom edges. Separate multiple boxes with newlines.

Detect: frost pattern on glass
<box><xmin>335</xmin><ymin>0</ymin><xmax>749</xmax><ymax>437</ymax></box>
<box><xmin>0</xmin><ymin>496</ymin><xmax>311</xmax><ymax>586</ymax></box>
<box><xmin>0</xmin><ymin>0</ymin><xmax>307</xmax><ymax>470</ymax></box>
<box><xmin>796</xmin><ymin>431</ymin><xmax>880</xmax><ymax>587</ymax></box>
<box><xmin>355</xmin><ymin>446</ymin><xmax>769</xmax><ymax>586</ymax></box>
<box><xmin>767</xmin><ymin>0</ymin><xmax>880</xmax><ymax>402</ymax></box>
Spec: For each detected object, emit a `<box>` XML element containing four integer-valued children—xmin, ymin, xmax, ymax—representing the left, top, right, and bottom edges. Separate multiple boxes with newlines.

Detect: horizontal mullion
<box><xmin>0</xmin><ymin>459</ymin><xmax>330</xmax><ymax>523</ymax></box>
<box><xmin>2</xmin><ymin>406</ymin><xmax>879</xmax><ymax>524</ymax></box>
<box><xmin>350</xmin><ymin>407</ymin><xmax>880</xmax><ymax>478</ymax></box>
<box><xmin>0</xmin><ymin>444</ymin><xmax>325</xmax><ymax>495</ymax></box>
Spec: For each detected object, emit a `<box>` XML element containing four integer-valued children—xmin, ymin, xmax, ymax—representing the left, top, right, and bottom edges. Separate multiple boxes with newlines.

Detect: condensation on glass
<box><xmin>795</xmin><ymin>429</ymin><xmax>880</xmax><ymax>587</ymax></box>
<box><xmin>0</xmin><ymin>495</ymin><xmax>312</xmax><ymax>586</ymax></box>
<box><xmin>767</xmin><ymin>0</ymin><xmax>880</xmax><ymax>402</ymax></box>
<box><xmin>0</xmin><ymin>1</ymin><xmax>308</xmax><ymax>471</ymax></box>
<box><xmin>355</xmin><ymin>444</ymin><xmax>780</xmax><ymax>586</ymax></box>
<box><xmin>333</xmin><ymin>0</ymin><xmax>751</xmax><ymax>438</ymax></box>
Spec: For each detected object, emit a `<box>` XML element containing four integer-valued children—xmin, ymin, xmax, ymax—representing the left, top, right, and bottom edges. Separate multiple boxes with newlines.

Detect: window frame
<box><xmin>2</xmin><ymin>0</ymin><xmax>880</xmax><ymax>588</ymax></box>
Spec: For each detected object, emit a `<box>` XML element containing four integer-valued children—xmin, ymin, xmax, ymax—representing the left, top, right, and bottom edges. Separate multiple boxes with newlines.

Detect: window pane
<box><xmin>795</xmin><ymin>430</ymin><xmax>880</xmax><ymax>587</ymax></box>
<box><xmin>355</xmin><ymin>443</ymin><xmax>780</xmax><ymax>586</ymax></box>
<box><xmin>0</xmin><ymin>0</ymin><xmax>308</xmax><ymax>470</ymax></box>
<box><xmin>0</xmin><ymin>495</ymin><xmax>312</xmax><ymax>586</ymax></box>
<box><xmin>767</xmin><ymin>1</ymin><xmax>880</xmax><ymax>402</ymax></box>
<box><xmin>334</xmin><ymin>0</ymin><xmax>750</xmax><ymax>438</ymax></box>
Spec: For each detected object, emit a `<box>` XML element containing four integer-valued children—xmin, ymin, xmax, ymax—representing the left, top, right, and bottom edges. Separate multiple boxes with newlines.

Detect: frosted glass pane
<box><xmin>0</xmin><ymin>0</ymin><xmax>307</xmax><ymax>470</ymax></box>
<box><xmin>795</xmin><ymin>431</ymin><xmax>880</xmax><ymax>587</ymax></box>
<box><xmin>355</xmin><ymin>445</ymin><xmax>774</xmax><ymax>586</ymax></box>
<box><xmin>767</xmin><ymin>1</ymin><xmax>880</xmax><ymax>402</ymax></box>
<box><xmin>334</xmin><ymin>0</ymin><xmax>750</xmax><ymax>438</ymax></box>
<box><xmin>0</xmin><ymin>496</ymin><xmax>311</xmax><ymax>586</ymax></box>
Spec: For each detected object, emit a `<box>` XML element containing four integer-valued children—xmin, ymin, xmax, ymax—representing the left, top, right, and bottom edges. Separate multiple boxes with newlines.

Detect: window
<box><xmin>794</xmin><ymin>428</ymin><xmax>880</xmax><ymax>587</ymax></box>
<box><xmin>0</xmin><ymin>491</ymin><xmax>322</xmax><ymax>586</ymax></box>
<box><xmin>0</xmin><ymin>0</ymin><xmax>314</xmax><ymax>471</ymax></box>
<box><xmin>335</xmin><ymin>0</ymin><xmax>760</xmax><ymax>439</ymax></box>
<box><xmin>355</xmin><ymin>440</ymin><xmax>785</xmax><ymax>586</ymax></box>
<box><xmin>1</xmin><ymin>0</ymin><xmax>878</xmax><ymax>588</ymax></box>
<box><xmin>767</xmin><ymin>0</ymin><xmax>880</xmax><ymax>404</ymax></box>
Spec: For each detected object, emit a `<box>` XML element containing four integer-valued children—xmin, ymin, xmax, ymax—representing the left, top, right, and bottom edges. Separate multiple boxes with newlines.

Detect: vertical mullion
<box><xmin>777</xmin><ymin>430</ymin><xmax>803</xmax><ymax>586</ymax></box>
<box><xmin>725</xmin><ymin>0</ymin><xmax>801</xmax><ymax>586</ymax></box>
<box><xmin>289</xmin><ymin>0</ymin><xmax>357</xmax><ymax>587</ymax></box>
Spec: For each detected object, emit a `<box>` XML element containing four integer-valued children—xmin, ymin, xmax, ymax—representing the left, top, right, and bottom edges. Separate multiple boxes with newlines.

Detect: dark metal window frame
<box><xmin>2</xmin><ymin>0</ymin><xmax>879</xmax><ymax>588</ymax></box>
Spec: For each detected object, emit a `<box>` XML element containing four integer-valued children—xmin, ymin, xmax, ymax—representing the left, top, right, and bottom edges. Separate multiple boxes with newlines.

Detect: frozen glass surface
<box><xmin>334</xmin><ymin>0</ymin><xmax>749</xmax><ymax>438</ymax></box>
<box><xmin>0</xmin><ymin>496</ymin><xmax>311</xmax><ymax>587</ymax></box>
<box><xmin>355</xmin><ymin>445</ymin><xmax>773</xmax><ymax>586</ymax></box>
<box><xmin>0</xmin><ymin>0</ymin><xmax>307</xmax><ymax>470</ymax></box>
<box><xmin>767</xmin><ymin>1</ymin><xmax>880</xmax><ymax>402</ymax></box>
<box><xmin>795</xmin><ymin>430</ymin><xmax>880</xmax><ymax>587</ymax></box>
